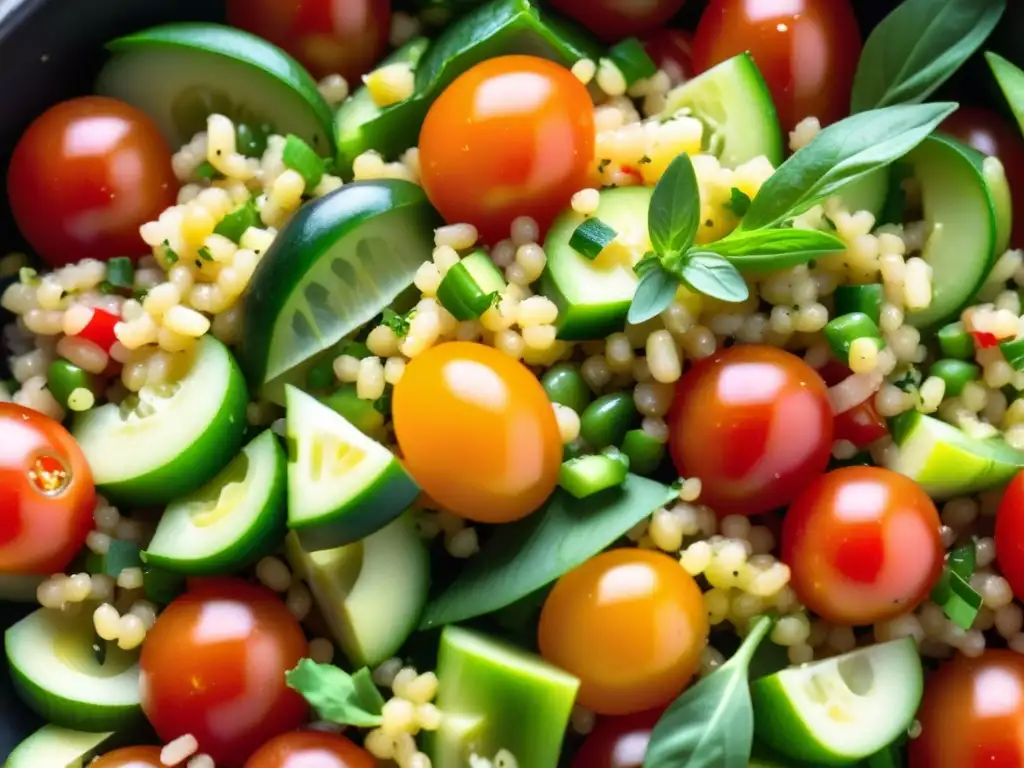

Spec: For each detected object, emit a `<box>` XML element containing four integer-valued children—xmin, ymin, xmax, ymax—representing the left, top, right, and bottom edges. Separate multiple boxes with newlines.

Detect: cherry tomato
<box><xmin>909</xmin><ymin>650</ymin><xmax>1024</xmax><ymax>767</ymax></box>
<box><xmin>90</xmin><ymin>747</ymin><xmax>163</xmax><ymax>767</ymax></box>
<box><xmin>942</xmin><ymin>106</ymin><xmax>1024</xmax><ymax>249</ymax></box>
<box><xmin>691</xmin><ymin>0</ymin><xmax>861</xmax><ymax>132</ymax></box>
<box><xmin>546</xmin><ymin>0</ymin><xmax>688</xmax><ymax>42</ymax></box>
<box><xmin>538</xmin><ymin>549</ymin><xmax>708</xmax><ymax>716</ymax></box>
<box><xmin>392</xmin><ymin>342</ymin><xmax>561</xmax><ymax>523</ymax></box>
<box><xmin>781</xmin><ymin>466</ymin><xmax>943</xmax><ymax>625</ymax></box>
<box><xmin>667</xmin><ymin>345</ymin><xmax>833</xmax><ymax>516</ymax></box>
<box><xmin>244</xmin><ymin>730</ymin><xmax>375</xmax><ymax>768</ymax></box>
<box><xmin>7</xmin><ymin>96</ymin><xmax>177</xmax><ymax>267</ymax></box>
<box><xmin>226</xmin><ymin>0</ymin><xmax>390</xmax><ymax>83</ymax></box>
<box><xmin>77</xmin><ymin>307</ymin><xmax>120</xmax><ymax>352</ymax></box>
<box><xmin>644</xmin><ymin>29</ymin><xmax>695</xmax><ymax>85</ymax></box>
<box><xmin>573</xmin><ymin>708</ymin><xmax>664</xmax><ymax>768</ymax></box>
<box><xmin>995</xmin><ymin>471</ymin><xmax>1024</xmax><ymax>600</ymax></box>
<box><xmin>0</xmin><ymin>403</ymin><xmax>95</xmax><ymax>574</ymax></box>
<box><xmin>139</xmin><ymin>578</ymin><xmax>308</xmax><ymax>767</ymax></box>
<box><xmin>419</xmin><ymin>56</ymin><xmax>595</xmax><ymax>243</ymax></box>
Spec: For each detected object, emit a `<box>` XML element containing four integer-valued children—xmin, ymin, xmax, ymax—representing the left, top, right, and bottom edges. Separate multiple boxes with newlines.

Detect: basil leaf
<box><xmin>742</xmin><ymin>102</ymin><xmax>958</xmax><ymax>230</ymax></box>
<box><xmin>678</xmin><ymin>252</ymin><xmax>749</xmax><ymax>303</ymax></box>
<box><xmin>702</xmin><ymin>228</ymin><xmax>847</xmax><ymax>274</ymax></box>
<box><xmin>420</xmin><ymin>475</ymin><xmax>675</xmax><ymax>629</ymax></box>
<box><xmin>851</xmin><ymin>0</ymin><xmax>1005</xmax><ymax>112</ymax></box>
<box><xmin>987</xmin><ymin>52</ymin><xmax>1024</xmax><ymax>134</ymax></box>
<box><xmin>649</xmin><ymin>153</ymin><xmax>700</xmax><ymax>255</ymax></box>
<box><xmin>285</xmin><ymin>659</ymin><xmax>384</xmax><ymax>727</ymax></box>
<box><xmin>628</xmin><ymin>265</ymin><xmax>680</xmax><ymax>325</ymax></box>
<box><xmin>644</xmin><ymin>615</ymin><xmax>775</xmax><ymax>768</ymax></box>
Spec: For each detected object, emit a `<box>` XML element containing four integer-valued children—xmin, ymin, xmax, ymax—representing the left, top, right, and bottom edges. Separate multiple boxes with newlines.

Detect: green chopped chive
<box><xmin>214</xmin><ymin>199</ymin><xmax>260</xmax><ymax>244</ymax></box>
<box><xmin>194</xmin><ymin>161</ymin><xmax>220</xmax><ymax>180</ymax></box>
<box><xmin>105</xmin><ymin>256</ymin><xmax>134</xmax><ymax>290</ymax></box>
<box><xmin>823</xmin><ymin>312</ymin><xmax>885</xmax><ymax>363</ymax></box>
<box><xmin>558</xmin><ymin>449</ymin><xmax>630</xmax><ymax>499</ymax></box>
<box><xmin>1001</xmin><ymin>337</ymin><xmax>1024</xmax><ymax>371</ymax></box>
<box><xmin>162</xmin><ymin>240</ymin><xmax>179</xmax><ymax>265</ymax></box>
<box><xmin>103</xmin><ymin>539</ymin><xmax>142</xmax><ymax>579</ymax></box>
<box><xmin>381</xmin><ymin>308</ymin><xmax>414</xmax><ymax>338</ymax></box>
<box><xmin>931</xmin><ymin>541</ymin><xmax>982</xmax><ymax>630</ymax></box>
<box><xmin>937</xmin><ymin>321</ymin><xmax>975</xmax><ymax>360</ymax></box>
<box><xmin>833</xmin><ymin>284</ymin><xmax>884</xmax><ymax>325</ymax></box>
<box><xmin>570</xmin><ymin>217</ymin><xmax>618</xmax><ymax>260</ymax></box>
<box><xmin>929</xmin><ymin>358</ymin><xmax>980</xmax><ymax>397</ymax></box>
<box><xmin>18</xmin><ymin>267</ymin><xmax>39</xmax><ymax>286</ymax></box>
<box><xmin>436</xmin><ymin>251</ymin><xmax>507</xmax><ymax>321</ymax></box>
<box><xmin>197</xmin><ymin>246</ymin><xmax>214</xmax><ymax>262</ymax></box>
<box><xmin>98</xmin><ymin>281</ymin><xmax>116</xmax><ymax>295</ymax></box>
<box><xmin>282</xmin><ymin>134</ymin><xmax>325</xmax><ymax>193</ymax></box>
<box><xmin>607</xmin><ymin>37</ymin><xmax>658</xmax><ymax>86</ymax></box>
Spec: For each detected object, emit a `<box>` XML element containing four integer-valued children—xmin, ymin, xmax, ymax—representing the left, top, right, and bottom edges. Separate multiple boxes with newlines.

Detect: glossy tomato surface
<box><xmin>667</xmin><ymin>345</ymin><xmax>833</xmax><ymax>516</ymax></box>
<box><xmin>139</xmin><ymin>579</ymin><xmax>308</xmax><ymax>767</ymax></box>
<box><xmin>909</xmin><ymin>650</ymin><xmax>1024</xmax><ymax>767</ymax></box>
<box><xmin>419</xmin><ymin>55</ymin><xmax>594</xmax><ymax>243</ymax></box>
<box><xmin>90</xmin><ymin>747</ymin><xmax>163</xmax><ymax>768</ymax></box>
<box><xmin>644</xmin><ymin>29</ymin><xmax>695</xmax><ymax>84</ymax></box>
<box><xmin>538</xmin><ymin>549</ymin><xmax>708</xmax><ymax>716</ymax></box>
<box><xmin>995</xmin><ymin>471</ymin><xmax>1024</xmax><ymax>600</ymax></box>
<box><xmin>392</xmin><ymin>341</ymin><xmax>562</xmax><ymax>523</ymax></box>
<box><xmin>692</xmin><ymin>0</ymin><xmax>861</xmax><ymax>132</ymax></box>
<box><xmin>0</xmin><ymin>403</ymin><xmax>95</xmax><ymax>574</ymax></box>
<box><xmin>7</xmin><ymin>96</ymin><xmax>177</xmax><ymax>267</ymax></box>
<box><xmin>573</xmin><ymin>708</ymin><xmax>664</xmax><ymax>768</ymax></box>
<box><xmin>547</xmin><ymin>0</ymin><xmax>687</xmax><ymax>42</ymax></box>
<box><xmin>226</xmin><ymin>0</ymin><xmax>390</xmax><ymax>82</ymax></box>
<box><xmin>244</xmin><ymin>731</ymin><xmax>375</xmax><ymax>768</ymax></box>
<box><xmin>782</xmin><ymin>466</ymin><xmax>943</xmax><ymax>625</ymax></box>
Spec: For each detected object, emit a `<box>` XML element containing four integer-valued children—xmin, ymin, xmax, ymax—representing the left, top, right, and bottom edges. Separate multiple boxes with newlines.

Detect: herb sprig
<box><xmin>285</xmin><ymin>658</ymin><xmax>385</xmax><ymax>727</ymax></box>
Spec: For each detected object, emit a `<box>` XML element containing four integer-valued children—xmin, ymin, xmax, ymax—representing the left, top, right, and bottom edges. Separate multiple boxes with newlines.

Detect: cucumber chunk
<box><xmin>983</xmin><ymin>155</ymin><xmax>1014</xmax><ymax>256</ymax></box>
<box><xmin>96</xmin><ymin>23</ymin><xmax>334</xmax><ymax>155</ymax></box>
<box><xmin>143</xmin><ymin>429</ymin><xmax>286</xmax><ymax>575</ymax></box>
<box><xmin>541</xmin><ymin>186</ymin><xmax>654</xmax><ymax>340</ymax></box>
<box><xmin>427</xmin><ymin>625</ymin><xmax>579</xmax><ymax>768</ymax></box>
<box><xmin>662</xmin><ymin>53</ymin><xmax>783</xmax><ymax>168</ymax></box>
<box><xmin>5</xmin><ymin>725</ymin><xmax>120</xmax><ymax>768</ymax></box>
<box><xmin>286</xmin><ymin>386</ymin><xmax>419</xmax><ymax>551</ymax></box>
<box><xmin>6</xmin><ymin>608</ymin><xmax>142</xmax><ymax>732</ymax></box>
<box><xmin>752</xmin><ymin>638</ymin><xmax>922</xmax><ymax>765</ymax></box>
<box><xmin>73</xmin><ymin>336</ymin><xmax>247</xmax><ymax>507</ymax></box>
<box><xmin>559</xmin><ymin>451</ymin><xmax>629</xmax><ymax>499</ymax></box>
<box><xmin>285</xmin><ymin>513</ymin><xmax>429</xmax><ymax>668</ymax></box>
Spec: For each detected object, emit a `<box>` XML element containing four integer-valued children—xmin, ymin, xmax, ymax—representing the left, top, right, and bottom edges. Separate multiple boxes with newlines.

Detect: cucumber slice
<box><xmin>751</xmin><ymin>638</ymin><xmax>922</xmax><ymax>765</ymax></box>
<box><xmin>662</xmin><ymin>53</ymin><xmax>783</xmax><ymax>168</ymax></box>
<box><xmin>284</xmin><ymin>513</ymin><xmax>429</xmax><ymax>668</ymax></box>
<box><xmin>73</xmin><ymin>336</ymin><xmax>247</xmax><ymax>506</ymax></box>
<box><xmin>96</xmin><ymin>23</ymin><xmax>334</xmax><ymax>155</ymax></box>
<box><xmin>0</xmin><ymin>573</ymin><xmax>45</xmax><ymax>602</ymax></box>
<box><xmin>238</xmin><ymin>180</ymin><xmax>443</xmax><ymax>402</ymax></box>
<box><xmin>427</xmin><ymin>625</ymin><xmax>579</xmax><ymax>768</ymax></box>
<box><xmin>5</xmin><ymin>725</ymin><xmax>119</xmax><ymax>768</ymax></box>
<box><xmin>834</xmin><ymin>168</ymin><xmax>890</xmax><ymax>220</ymax></box>
<box><xmin>286</xmin><ymin>386</ymin><xmax>419</xmax><ymax>551</ymax></box>
<box><xmin>885</xmin><ymin>410</ymin><xmax>1024</xmax><ymax>499</ymax></box>
<box><xmin>143</xmin><ymin>429</ymin><xmax>286</xmax><ymax>575</ymax></box>
<box><xmin>541</xmin><ymin>186</ymin><xmax>653</xmax><ymax>340</ymax></box>
<box><xmin>903</xmin><ymin>134</ymin><xmax>998</xmax><ymax>329</ymax></box>
<box><xmin>436</xmin><ymin>250</ymin><xmax>507</xmax><ymax>321</ymax></box>
<box><xmin>6</xmin><ymin>608</ymin><xmax>143</xmax><ymax>732</ymax></box>
<box><xmin>984</xmin><ymin>155</ymin><xmax>1013</xmax><ymax>256</ymax></box>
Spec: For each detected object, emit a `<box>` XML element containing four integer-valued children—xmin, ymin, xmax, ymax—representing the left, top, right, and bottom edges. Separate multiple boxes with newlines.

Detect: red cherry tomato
<box><xmin>942</xmin><ymin>106</ymin><xmax>1024</xmax><ymax>249</ymax></box>
<box><xmin>77</xmin><ymin>307</ymin><xmax>120</xmax><ymax>353</ymax></box>
<box><xmin>667</xmin><ymin>345</ymin><xmax>833</xmax><ymax>517</ymax></box>
<box><xmin>90</xmin><ymin>746</ymin><xmax>163</xmax><ymax>767</ymax></box>
<box><xmin>226</xmin><ymin>0</ymin><xmax>390</xmax><ymax>83</ymax></box>
<box><xmin>546</xmin><ymin>0</ymin><xmax>687</xmax><ymax>43</ymax></box>
<box><xmin>995</xmin><ymin>471</ymin><xmax>1024</xmax><ymax>600</ymax></box>
<box><xmin>7</xmin><ymin>96</ymin><xmax>177</xmax><ymax>267</ymax></box>
<box><xmin>0</xmin><ymin>403</ymin><xmax>95</xmax><ymax>574</ymax></box>
<box><xmin>691</xmin><ymin>0</ymin><xmax>862</xmax><ymax>132</ymax></box>
<box><xmin>781</xmin><ymin>466</ymin><xmax>943</xmax><ymax>625</ymax></box>
<box><xmin>139</xmin><ymin>579</ymin><xmax>309</xmax><ymax>767</ymax></box>
<box><xmin>419</xmin><ymin>55</ymin><xmax>595</xmax><ymax>244</ymax></box>
<box><xmin>244</xmin><ymin>730</ymin><xmax>376</xmax><ymax>768</ymax></box>
<box><xmin>573</xmin><ymin>709</ymin><xmax>664</xmax><ymax>768</ymax></box>
<box><xmin>644</xmin><ymin>29</ymin><xmax>695</xmax><ymax>85</ymax></box>
<box><xmin>909</xmin><ymin>650</ymin><xmax>1024</xmax><ymax>767</ymax></box>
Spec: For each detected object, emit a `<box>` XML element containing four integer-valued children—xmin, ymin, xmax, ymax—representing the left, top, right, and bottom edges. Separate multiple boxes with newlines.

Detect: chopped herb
<box><xmin>105</xmin><ymin>256</ymin><xmax>134</xmax><ymax>290</ymax></box>
<box><xmin>892</xmin><ymin>367</ymin><xmax>922</xmax><ymax>392</ymax></box>
<box><xmin>162</xmin><ymin>240</ymin><xmax>179</xmax><ymax>265</ymax></box>
<box><xmin>213</xmin><ymin>198</ymin><xmax>260</xmax><ymax>243</ymax></box>
<box><xmin>194</xmin><ymin>259</ymin><xmax>203</xmax><ymax>269</ymax></box>
<box><xmin>282</xmin><ymin>134</ymin><xmax>325</xmax><ymax>193</ymax></box>
<box><xmin>98</xmin><ymin>281</ymin><xmax>116</xmax><ymax>295</ymax></box>
<box><xmin>597</xmin><ymin>158</ymin><xmax>612</xmax><ymax>174</ymax></box>
<box><xmin>197</xmin><ymin>246</ymin><xmax>214</xmax><ymax>262</ymax></box>
<box><xmin>569</xmin><ymin>217</ymin><xmax>617</xmax><ymax>260</ymax></box>
<box><xmin>638</xmin><ymin>155</ymin><xmax>653</xmax><ymax>165</ymax></box>
<box><xmin>607</xmin><ymin>37</ymin><xmax>659</xmax><ymax>86</ymax></box>
<box><xmin>194</xmin><ymin>161</ymin><xmax>221</xmax><ymax>180</ymax></box>
<box><xmin>132</xmin><ymin>288</ymin><xmax>149</xmax><ymax>302</ymax></box>
<box><xmin>381</xmin><ymin>308</ymin><xmax>414</xmax><ymax>338</ymax></box>
<box><xmin>18</xmin><ymin>267</ymin><xmax>39</xmax><ymax>286</ymax></box>
<box><xmin>725</xmin><ymin>187</ymin><xmax>752</xmax><ymax>217</ymax></box>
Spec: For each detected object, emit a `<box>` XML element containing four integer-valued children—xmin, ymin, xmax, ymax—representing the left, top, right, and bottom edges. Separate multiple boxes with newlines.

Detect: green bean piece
<box><xmin>929</xmin><ymin>359</ymin><xmax>980</xmax><ymax>397</ymax></box>
<box><xmin>621</xmin><ymin>428</ymin><xmax>666</xmax><ymax>476</ymax></box>
<box><xmin>46</xmin><ymin>360</ymin><xmax>96</xmax><ymax>409</ymax></box>
<box><xmin>579</xmin><ymin>392</ymin><xmax>640</xmax><ymax>450</ymax></box>
<box><xmin>541</xmin><ymin>363</ymin><xmax>592</xmax><ymax>414</ymax></box>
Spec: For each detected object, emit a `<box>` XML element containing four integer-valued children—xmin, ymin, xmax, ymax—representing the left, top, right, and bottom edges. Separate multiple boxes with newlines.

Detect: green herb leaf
<box><xmin>381</xmin><ymin>307</ymin><xmax>414</xmax><ymax>337</ymax></box>
<box><xmin>701</xmin><ymin>228</ymin><xmax>847</xmax><ymax>274</ymax></box>
<box><xmin>649</xmin><ymin>153</ymin><xmax>701</xmax><ymax>256</ymax></box>
<box><xmin>678</xmin><ymin>251</ymin><xmax>749</xmax><ymax>303</ymax></box>
<box><xmin>948</xmin><ymin>540</ymin><xmax>977</xmax><ymax>581</ymax></box>
<box><xmin>569</xmin><ymin>217</ymin><xmax>617</xmax><ymax>260</ymax></box>
<box><xmin>197</xmin><ymin>246</ymin><xmax>214</xmax><ymax>262</ymax></box>
<box><xmin>632</xmin><ymin>251</ymin><xmax>660</xmax><ymax>278</ymax></box>
<box><xmin>420</xmin><ymin>475</ymin><xmax>675</xmax><ymax>629</ymax></box>
<box><xmin>608</xmin><ymin>37</ymin><xmax>659</xmax><ymax>86</ymax></box>
<box><xmin>162</xmin><ymin>240</ymin><xmax>179</xmax><ymax>265</ymax></box>
<box><xmin>851</xmin><ymin>0</ymin><xmax>1005</xmax><ymax>112</ymax></box>
<box><xmin>628</xmin><ymin>265</ymin><xmax>680</xmax><ymax>325</ymax></box>
<box><xmin>214</xmin><ymin>199</ymin><xmax>260</xmax><ymax>244</ymax></box>
<box><xmin>931</xmin><ymin>540</ymin><xmax>982</xmax><ymax>629</ymax></box>
<box><xmin>282</xmin><ymin>134</ymin><xmax>326</xmax><ymax>193</ymax></box>
<box><xmin>987</xmin><ymin>52</ymin><xmax>1024</xmax><ymax>135</ymax></box>
<box><xmin>194</xmin><ymin>160</ymin><xmax>221</xmax><ymax>180</ymax></box>
<box><xmin>105</xmin><ymin>257</ymin><xmax>134</xmax><ymax>290</ymax></box>
<box><xmin>644</xmin><ymin>615</ymin><xmax>776</xmax><ymax>768</ymax></box>
<box><xmin>725</xmin><ymin>188</ymin><xmax>751</xmax><ymax>217</ymax></box>
<box><xmin>285</xmin><ymin>659</ymin><xmax>384</xmax><ymax>727</ymax></box>
<box><xmin>742</xmin><ymin>102</ymin><xmax>958</xmax><ymax>230</ymax></box>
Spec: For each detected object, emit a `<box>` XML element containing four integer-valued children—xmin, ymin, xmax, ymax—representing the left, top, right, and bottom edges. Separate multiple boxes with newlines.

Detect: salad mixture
<box><xmin>3</xmin><ymin>0</ymin><xmax>1024</xmax><ymax>766</ymax></box>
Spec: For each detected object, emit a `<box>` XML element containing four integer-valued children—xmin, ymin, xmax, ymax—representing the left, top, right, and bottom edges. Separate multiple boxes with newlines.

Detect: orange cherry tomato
<box><xmin>909</xmin><ymin>650</ymin><xmax>1024</xmax><ymax>767</ymax></box>
<box><xmin>781</xmin><ymin>466</ymin><xmax>944</xmax><ymax>625</ymax></box>
<box><xmin>139</xmin><ymin>579</ymin><xmax>309</xmax><ymax>767</ymax></box>
<box><xmin>90</xmin><ymin>747</ymin><xmax>163</xmax><ymax>767</ymax></box>
<box><xmin>538</xmin><ymin>549</ymin><xmax>708</xmax><ymax>716</ymax></box>
<box><xmin>419</xmin><ymin>56</ymin><xmax>595</xmax><ymax>244</ymax></box>
<box><xmin>0</xmin><ymin>403</ymin><xmax>96</xmax><ymax>574</ymax></box>
<box><xmin>244</xmin><ymin>730</ymin><xmax>376</xmax><ymax>768</ymax></box>
<box><xmin>392</xmin><ymin>342</ymin><xmax>562</xmax><ymax>523</ymax></box>
<box><xmin>692</xmin><ymin>0</ymin><xmax>862</xmax><ymax>132</ymax></box>
<box><xmin>7</xmin><ymin>96</ymin><xmax>177</xmax><ymax>267</ymax></box>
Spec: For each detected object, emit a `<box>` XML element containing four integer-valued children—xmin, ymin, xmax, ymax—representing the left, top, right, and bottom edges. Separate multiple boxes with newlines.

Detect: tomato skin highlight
<box><xmin>538</xmin><ymin>549</ymin><xmax>708</xmax><ymax>716</ymax></box>
<box><xmin>995</xmin><ymin>471</ymin><xmax>1024</xmax><ymax>601</ymax></box>
<box><xmin>667</xmin><ymin>345</ymin><xmax>833</xmax><ymax>517</ymax></box>
<box><xmin>546</xmin><ymin>0</ymin><xmax>688</xmax><ymax>42</ymax></box>
<box><xmin>572</xmin><ymin>708</ymin><xmax>664</xmax><ymax>768</ymax></box>
<box><xmin>909</xmin><ymin>650</ymin><xmax>1024</xmax><ymax>768</ymax></box>
<box><xmin>90</xmin><ymin>746</ymin><xmax>163</xmax><ymax>767</ymax></box>
<box><xmin>782</xmin><ymin>466</ymin><xmax>944</xmax><ymax>626</ymax></box>
<box><xmin>7</xmin><ymin>96</ymin><xmax>177</xmax><ymax>267</ymax></box>
<box><xmin>244</xmin><ymin>730</ymin><xmax>376</xmax><ymax>768</ymax></box>
<box><xmin>419</xmin><ymin>56</ymin><xmax>595</xmax><ymax>243</ymax></box>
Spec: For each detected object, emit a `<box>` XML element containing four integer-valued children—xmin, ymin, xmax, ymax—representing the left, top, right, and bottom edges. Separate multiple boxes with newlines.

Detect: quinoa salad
<box><xmin>2</xmin><ymin>0</ymin><xmax>1024</xmax><ymax>766</ymax></box>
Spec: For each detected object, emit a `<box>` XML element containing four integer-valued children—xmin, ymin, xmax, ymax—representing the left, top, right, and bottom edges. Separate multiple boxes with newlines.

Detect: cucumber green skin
<box><xmin>580</xmin><ymin>392</ymin><xmax>640</xmax><ymax>450</ymax></box>
<box><xmin>8</xmin><ymin>663</ymin><xmax>143</xmax><ymax>733</ymax></box>
<box><xmin>4</xmin><ymin>725</ymin><xmax>120</xmax><ymax>768</ymax></box>
<box><xmin>100</xmin><ymin>23</ymin><xmax>334</xmax><ymax>155</ymax></box>
<box><xmin>983</xmin><ymin>155</ymin><xmax>1014</xmax><ymax>256</ymax></box>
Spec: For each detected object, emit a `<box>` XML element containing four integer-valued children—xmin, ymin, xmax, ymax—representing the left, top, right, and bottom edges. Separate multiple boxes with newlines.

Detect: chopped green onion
<box><xmin>194</xmin><ymin>161</ymin><xmax>220</xmax><ymax>180</ymax></box>
<box><xmin>929</xmin><ymin>359</ymin><xmax>980</xmax><ymax>397</ymax></box>
<box><xmin>569</xmin><ymin>217</ymin><xmax>617</xmax><ymax>260</ymax></box>
<box><xmin>162</xmin><ymin>240</ymin><xmax>179</xmax><ymax>265</ymax></box>
<box><xmin>948</xmin><ymin>541</ymin><xmax>976</xmax><ymax>582</ymax></box>
<box><xmin>381</xmin><ymin>308</ymin><xmax>413</xmax><ymax>337</ymax></box>
<box><xmin>607</xmin><ymin>37</ymin><xmax>658</xmax><ymax>86</ymax></box>
<box><xmin>98</xmin><ymin>281</ymin><xmax>117</xmax><ymax>295</ymax></box>
<box><xmin>132</xmin><ymin>288</ymin><xmax>149</xmax><ymax>303</ymax></box>
<box><xmin>18</xmin><ymin>267</ymin><xmax>39</xmax><ymax>286</ymax></box>
<box><xmin>282</xmin><ymin>134</ymin><xmax>325</xmax><ymax>193</ymax></box>
<box><xmin>436</xmin><ymin>251</ymin><xmax>507</xmax><ymax>321</ymax></box>
<box><xmin>236</xmin><ymin>122</ymin><xmax>270</xmax><ymax>158</ymax></box>
<box><xmin>620</xmin><ymin>429</ymin><xmax>666</xmax><ymax>476</ymax></box>
<box><xmin>340</xmin><ymin>341</ymin><xmax>371</xmax><ymax>360</ymax></box>
<box><xmin>47</xmin><ymin>360</ymin><xmax>96</xmax><ymax>410</ymax></box>
<box><xmin>937</xmin><ymin>321</ymin><xmax>975</xmax><ymax>360</ymax></box>
<box><xmin>105</xmin><ymin>256</ymin><xmax>134</xmax><ymax>290</ymax></box>
<box><xmin>822</xmin><ymin>312</ymin><xmax>884</xmax><ymax>362</ymax></box>
<box><xmin>142</xmin><ymin>565</ymin><xmax>186</xmax><ymax>605</ymax></box>
<box><xmin>558</xmin><ymin>448</ymin><xmax>630</xmax><ymax>499</ymax></box>
<box><xmin>306</xmin><ymin>358</ymin><xmax>336</xmax><ymax>392</ymax></box>
<box><xmin>214</xmin><ymin>199</ymin><xmax>260</xmax><ymax>243</ymax></box>
<box><xmin>931</xmin><ymin>541</ymin><xmax>982</xmax><ymax>630</ymax></box>
<box><xmin>833</xmin><ymin>284</ymin><xmax>884</xmax><ymax>325</ymax></box>
<box><xmin>1001</xmin><ymin>337</ymin><xmax>1024</xmax><ymax>371</ymax></box>
<box><xmin>197</xmin><ymin>246</ymin><xmax>214</xmax><ymax>262</ymax></box>
<box><xmin>103</xmin><ymin>539</ymin><xmax>142</xmax><ymax>579</ymax></box>
<box><xmin>724</xmin><ymin>188</ymin><xmax>751</xmax><ymax>217</ymax></box>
